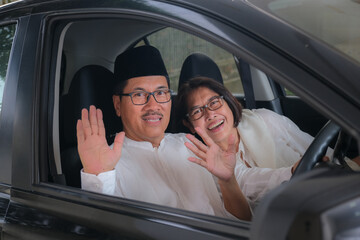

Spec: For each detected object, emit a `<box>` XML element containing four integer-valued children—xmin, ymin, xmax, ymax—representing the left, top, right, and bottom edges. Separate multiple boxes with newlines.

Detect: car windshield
<box><xmin>247</xmin><ymin>0</ymin><xmax>360</xmax><ymax>65</ymax></box>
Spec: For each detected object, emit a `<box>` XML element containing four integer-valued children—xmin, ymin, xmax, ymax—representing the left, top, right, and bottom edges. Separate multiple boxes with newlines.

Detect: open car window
<box><xmin>48</xmin><ymin>17</ymin><xmax>250</xmax><ymax>223</ymax></box>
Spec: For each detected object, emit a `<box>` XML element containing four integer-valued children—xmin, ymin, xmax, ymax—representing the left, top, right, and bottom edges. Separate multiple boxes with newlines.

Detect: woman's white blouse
<box><xmin>238</xmin><ymin>108</ymin><xmax>314</xmax><ymax>168</ymax></box>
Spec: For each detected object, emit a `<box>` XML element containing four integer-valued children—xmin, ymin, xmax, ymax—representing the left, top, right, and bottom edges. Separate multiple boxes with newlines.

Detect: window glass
<box><xmin>284</xmin><ymin>88</ymin><xmax>296</xmax><ymax>96</ymax></box>
<box><xmin>147</xmin><ymin>28</ymin><xmax>243</xmax><ymax>94</ymax></box>
<box><xmin>0</xmin><ymin>23</ymin><xmax>16</xmax><ymax>113</ymax></box>
<box><xmin>249</xmin><ymin>0</ymin><xmax>360</xmax><ymax>65</ymax></box>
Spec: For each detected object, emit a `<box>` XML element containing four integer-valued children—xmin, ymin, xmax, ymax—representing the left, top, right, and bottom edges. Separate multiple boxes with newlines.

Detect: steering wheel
<box><xmin>292</xmin><ymin>120</ymin><xmax>346</xmax><ymax>178</ymax></box>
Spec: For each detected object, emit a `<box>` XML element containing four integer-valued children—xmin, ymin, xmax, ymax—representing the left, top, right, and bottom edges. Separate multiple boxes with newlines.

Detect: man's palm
<box><xmin>77</xmin><ymin>106</ymin><xmax>124</xmax><ymax>175</ymax></box>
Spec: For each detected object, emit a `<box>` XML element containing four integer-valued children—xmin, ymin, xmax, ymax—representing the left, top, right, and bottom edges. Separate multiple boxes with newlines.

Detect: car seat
<box><xmin>178</xmin><ymin>52</ymin><xmax>223</xmax><ymax>91</ymax></box>
<box><xmin>59</xmin><ymin>65</ymin><xmax>122</xmax><ymax>187</ymax></box>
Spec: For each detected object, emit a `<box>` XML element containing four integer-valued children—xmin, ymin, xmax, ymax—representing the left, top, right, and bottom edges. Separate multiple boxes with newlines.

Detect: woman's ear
<box><xmin>182</xmin><ymin>119</ymin><xmax>196</xmax><ymax>134</ymax></box>
<box><xmin>113</xmin><ymin>95</ymin><xmax>121</xmax><ymax>117</ymax></box>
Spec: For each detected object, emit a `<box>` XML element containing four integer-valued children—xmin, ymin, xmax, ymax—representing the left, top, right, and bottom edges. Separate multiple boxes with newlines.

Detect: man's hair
<box><xmin>175</xmin><ymin>77</ymin><xmax>242</xmax><ymax>129</ymax></box>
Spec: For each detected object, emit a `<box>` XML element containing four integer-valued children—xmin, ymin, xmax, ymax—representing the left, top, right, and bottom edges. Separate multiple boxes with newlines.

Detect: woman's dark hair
<box><xmin>174</xmin><ymin>77</ymin><xmax>242</xmax><ymax>131</ymax></box>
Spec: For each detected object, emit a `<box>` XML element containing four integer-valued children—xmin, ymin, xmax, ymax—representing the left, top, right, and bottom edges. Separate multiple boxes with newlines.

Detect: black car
<box><xmin>0</xmin><ymin>0</ymin><xmax>359</xmax><ymax>239</ymax></box>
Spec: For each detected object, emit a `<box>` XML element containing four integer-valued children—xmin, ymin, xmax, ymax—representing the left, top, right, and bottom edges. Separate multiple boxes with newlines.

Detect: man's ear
<box><xmin>182</xmin><ymin>119</ymin><xmax>195</xmax><ymax>134</ymax></box>
<box><xmin>113</xmin><ymin>95</ymin><xmax>121</xmax><ymax>117</ymax></box>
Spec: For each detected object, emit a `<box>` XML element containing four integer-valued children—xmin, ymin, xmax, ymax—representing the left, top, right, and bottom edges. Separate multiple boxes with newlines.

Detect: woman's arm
<box><xmin>185</xmin><ymin>127</ymin><xmax>251</xmax><ymax>220</ymax></box>
<box><xmin>218</xmin><ymin>176</ymin><xmax>252</xmax><ymax>220</ymax></box>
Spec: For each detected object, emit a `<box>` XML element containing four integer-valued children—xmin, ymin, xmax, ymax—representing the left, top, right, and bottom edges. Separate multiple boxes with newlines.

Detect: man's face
<box><xmin>113</xmin><ymin>76</ymin><xmax>171</xmax><ymax>147</ymax></box>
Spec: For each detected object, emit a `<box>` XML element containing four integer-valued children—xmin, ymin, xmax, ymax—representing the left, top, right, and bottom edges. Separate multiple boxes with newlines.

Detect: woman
<box><xmin>175</xmin><ymin>76</ymin><xmax>312</xmax><ymax>169</ymax></box>
<box><xmin>176</xmin><ymin>77</ymin><xmax>360</xmax><ymax>213</ymax></box>
<box><xmin>174</xmin><ymin>77</ymin><xmax>315</xmax><ymax>210</ymax></box>
<box><xmin>176</xmin><ymin>76</ymin><xmax>360</xmax><ymax>184</ymax></box>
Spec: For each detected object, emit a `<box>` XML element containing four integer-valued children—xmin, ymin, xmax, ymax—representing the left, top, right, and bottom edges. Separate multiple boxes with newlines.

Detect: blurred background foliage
<box><xmin>146</xmin><ymin>28</ymin><xmax>244</xmax><ymax>94</ymax></box>
<box><xmin>0</xmin><ymin>24</ymin><xmax>16</xmax><ymax>81</ymax></box>
<box><xmin>1</xmin><ymin>0</ymin><xmax>18</xmax><ymax>5</ymax></box>
<box><xmin>0</xmin><ymin>24</ymin><xmax>16</xmax><ymax>111</ymax></box>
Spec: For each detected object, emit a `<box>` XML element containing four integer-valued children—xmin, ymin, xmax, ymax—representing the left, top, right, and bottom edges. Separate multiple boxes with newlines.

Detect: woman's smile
<box><xmin>207</xmin><ymin>119</ymin><xmax>224</xmax><ymax>131</ymax></box>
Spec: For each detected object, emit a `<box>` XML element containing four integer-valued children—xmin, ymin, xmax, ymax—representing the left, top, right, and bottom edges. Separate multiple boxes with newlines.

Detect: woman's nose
<box><xmin>205</xmin><ymin>109</ymin><xmax>216</xmax><ymax>121</ymax></box>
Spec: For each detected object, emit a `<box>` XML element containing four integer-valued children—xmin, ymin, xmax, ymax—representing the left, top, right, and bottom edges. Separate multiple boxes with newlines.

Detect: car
<box><xmin>0</xmin><ymin>0</ymin><xmax>359</xmax><ymax>239</ymax></box>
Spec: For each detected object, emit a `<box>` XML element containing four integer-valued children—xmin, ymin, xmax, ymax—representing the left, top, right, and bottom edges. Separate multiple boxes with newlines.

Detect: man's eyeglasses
<box><xmin>118</xmin><ymin>89</ymin><xmax>173</xmax><ymax>105</ymax></box>
<box><xmin>186</xmin><ymin>96</ymin><xmax>224</xmax><ymax>121</ymax></box>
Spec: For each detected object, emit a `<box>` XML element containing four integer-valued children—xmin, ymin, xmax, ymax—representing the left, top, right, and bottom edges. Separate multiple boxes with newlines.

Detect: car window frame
<box><xmin>36</xmin><ymin>11</ymin><xmax>254</xmax><ymax>237</ymax></box>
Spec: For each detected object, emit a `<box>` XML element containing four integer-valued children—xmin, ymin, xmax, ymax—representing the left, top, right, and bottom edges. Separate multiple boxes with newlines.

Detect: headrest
<box><xmin>178</xmin><ymin>53</ymin><xmax>223</xmax><ymax>91</ymax></box>
<box><xmin>60</xmin><ymin>65</ymin><xmax>121</xmax><ymax>149</ymax></box>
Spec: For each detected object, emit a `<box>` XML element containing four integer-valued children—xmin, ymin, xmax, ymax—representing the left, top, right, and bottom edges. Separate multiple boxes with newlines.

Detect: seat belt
<box><xmin>50</xmin><ymin>152</ymin><xmax>66</xmax><ymax>185</ymax></box>
<box><xmin>235</xmin><ymin>56</ymin><xmax>256</xmax><ymax>109</ymax></box>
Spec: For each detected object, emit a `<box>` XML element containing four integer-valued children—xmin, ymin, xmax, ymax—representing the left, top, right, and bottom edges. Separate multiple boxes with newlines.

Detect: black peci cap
<box><xmin>114</xmin><ymin>45</ymin><xmax>169</xmax><ymax>87</ymax></box>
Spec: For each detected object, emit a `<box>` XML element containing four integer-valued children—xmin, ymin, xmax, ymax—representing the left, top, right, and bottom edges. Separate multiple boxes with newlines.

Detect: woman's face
<box><xmin>186</xmin><ymin>87</ymin><xmax>237</xmax><ymax>146</ymax></box>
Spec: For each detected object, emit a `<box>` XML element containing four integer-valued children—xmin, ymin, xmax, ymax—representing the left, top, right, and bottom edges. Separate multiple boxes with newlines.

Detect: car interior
<box><xmin>44</xmin><ymin>16</ymin><xmax>359</xmax><ymax>219</ymax></box>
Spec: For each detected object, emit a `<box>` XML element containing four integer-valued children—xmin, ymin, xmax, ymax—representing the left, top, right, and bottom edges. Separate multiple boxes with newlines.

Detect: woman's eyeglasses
<box><xmin>186</xmin><ymin>96</ymin><xmax>224</xmax><ymax>121</ymax></box>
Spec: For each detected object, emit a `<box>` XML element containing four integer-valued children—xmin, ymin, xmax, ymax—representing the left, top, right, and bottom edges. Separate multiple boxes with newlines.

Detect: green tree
<box><xmin>0</xmin><ymin>24</ymin><xmax>15</xmax><ymax>81</ymax></box>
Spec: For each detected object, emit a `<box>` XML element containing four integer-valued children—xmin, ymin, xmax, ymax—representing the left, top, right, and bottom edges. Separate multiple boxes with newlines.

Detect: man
<box><xmin>78</xmin><ymin>46</ymin><xmax>289</xmax><ymax>220</ymax></box>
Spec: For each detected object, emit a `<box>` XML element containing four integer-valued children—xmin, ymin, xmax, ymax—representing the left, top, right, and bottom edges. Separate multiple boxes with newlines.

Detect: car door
<box><xmin>2</xmin><ymin>1</ymin><xmax>359</xmax><ymax>239</ymax></box>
